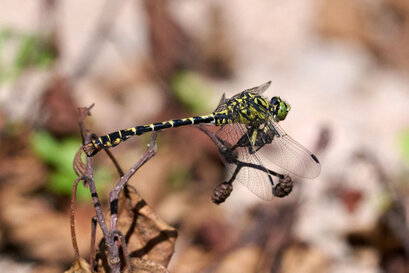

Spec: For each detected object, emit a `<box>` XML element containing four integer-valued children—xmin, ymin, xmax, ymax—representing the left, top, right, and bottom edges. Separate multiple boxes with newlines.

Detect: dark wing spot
<box><xmin>310</xmin><ymin>154</ymin><xmax>320</xmax><ymax>164</ymax></box>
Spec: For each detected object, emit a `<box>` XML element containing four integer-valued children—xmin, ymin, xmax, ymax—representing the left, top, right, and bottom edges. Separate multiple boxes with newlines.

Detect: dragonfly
<box><xmin>83</xmin><ymin>81</ymin><xmax>321</xmax><ymax>201</ymax></box>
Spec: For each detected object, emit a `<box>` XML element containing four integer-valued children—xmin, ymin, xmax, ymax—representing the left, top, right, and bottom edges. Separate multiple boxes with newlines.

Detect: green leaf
<box><xmin>171</xmin><ymin>71</ymin><xmax>214</xmax><ymax>113</ymax></box>
<box><xmin>30</xmin><ymin>131</ymin><xmax>113</xmax><ymax>200</ymax></box>
<box><xmin>0</xmin><ymin>30</ymin><xmax>57</xmax><ymax>84</ymax></box>
<box><xmin>399</xmin><ymin>129</ymin><xmax>409</xmax><ymax>165</ymax></box>
<box><xmin>167</xmin><ymin>165</ymin><xmax>190</xmax><ymax>190</ymax></box>
<box><xmin>48</xmin><ymin>169</ymin><xmax>85</xmax><ymax>198</ymax></box>
<box><xmin>15</xmin><ymin>35</ymin><xmax>34</xmax><ymax>69</ymax></box>
<box><xmin>30</xmin><ymin>130</ymin><xmax>60</xmax><ymax>164</ymax></box>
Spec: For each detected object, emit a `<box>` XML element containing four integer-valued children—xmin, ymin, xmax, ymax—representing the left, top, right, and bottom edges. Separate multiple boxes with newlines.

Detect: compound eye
<box><xmin>276</xmin><ymin>101</ymin><xmax>289</xmax><ymax>121</ymax></box>
<box><xmin>285</xmin><ymin>102</ymin><xmax>291</xmax><ymax>112</ymax></box>
<box><xmin>270</xmin><ymin>96</ymin><xmax>279</xmax><ymax>106</ymax></box>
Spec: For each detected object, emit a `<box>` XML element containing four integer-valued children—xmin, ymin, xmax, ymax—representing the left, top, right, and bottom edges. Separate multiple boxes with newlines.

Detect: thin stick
<box><xmin>90</xmin><ymin>216</ymin><xmax>98</xmax><ymax>271</ymax></box>
<box><xmin>78</xmin><ymin>106</ymin><xmax>161</xmax><ymax>272</ymax></box>
<box><xmin>109</xmin><ymin>132</ymin><xmax>159</xmax><ymax>231</ymax></box>
<box><xmin>113</xmin><ymin>230</ymin><xmax>131</xmax><ymax>271</ymax></box>
<box><xmin>78</xmin><ymin>106</ymin><xmax>119</xmax><ymax>271</ymax></box>
<box><xmin>78</xmin><ymin>106</ymin><xmax>111</xmax><ymax>240</ymax></box>
<box><xmin>85</xmin><ymin>151</ymin><xmax>121</xmax><ymax>272</ymax></box>
<box><xmin>104</xmin><ymin>148</ymin><xmax>124</xmax><ymax>177</ymax></box>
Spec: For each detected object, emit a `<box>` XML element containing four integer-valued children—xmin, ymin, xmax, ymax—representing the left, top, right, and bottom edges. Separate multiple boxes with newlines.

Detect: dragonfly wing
<box><xmin>244</xmin><ymin>81</ymin><xmax>272</xmax><ymax>95</ymax></box>
<box><xmin>214</xmin><ymin>93</ymin><xmax>228</xmax><ymax>112</ymax></box>
<box><xmin>257</xmin><ymin>121</ymin><xmax>321</xmax><ymax>179</ymax></box>
<box><xmin>214</xmin><ymin>82</ymin><xmax>271</xmax><ymax>112</ymax></box>
<box><xmin>216</xmin><ymin>124</ymin><xmax>276</xmax><ymax>200</ymax></box>
<box><xmin>225</xmin><ymin>160</ymin><xmax>276</xmax><ymax>200</ymax></box>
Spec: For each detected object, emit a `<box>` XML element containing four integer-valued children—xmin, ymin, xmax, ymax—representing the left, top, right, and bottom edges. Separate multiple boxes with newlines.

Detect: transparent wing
<box><xmin>214</xmin><ymin>93</ymin><xmax>228</xmax><ymax>112</ymax></box>
<box><xmin>243</xmin><ymin>81</ymin><xmax>271</xmax><ymax>95</ymax></box>
<box><xmin>213</xmin><ymin>82</ymin><xmax>272</xmax><ymax>112</ymax></box>
<box><xmin>215</xmin><ymin>123</ymin><xmax>277</xmax><ymax>200</ymax></box>
<box><xmin>257</xmin><ymin>120</ymin><xmax>321</xmax><ymax>179</ymax></box>
<box><xmin>227</xmin><ymin>161</ymin><xmax>276</xmax><ymax>200</ymax></box>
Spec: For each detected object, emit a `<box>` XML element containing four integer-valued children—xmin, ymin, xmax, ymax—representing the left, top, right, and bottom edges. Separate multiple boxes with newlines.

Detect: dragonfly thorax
<box><xmin>212</xmin><ymin>93</ymin><xmax>289</xmax><ymax>127</ymax></box>
<box><xmin>232</xmin><ymin>93</ymin><xmax>271</xmax><ymax>124</ymax></box>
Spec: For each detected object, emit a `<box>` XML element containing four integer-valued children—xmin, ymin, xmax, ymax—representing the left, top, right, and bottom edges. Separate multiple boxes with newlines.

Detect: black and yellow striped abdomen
<box><xmin>84</xmin><ymin>114</ymin><xmax>228</xmax><ymax>156</ymax></box>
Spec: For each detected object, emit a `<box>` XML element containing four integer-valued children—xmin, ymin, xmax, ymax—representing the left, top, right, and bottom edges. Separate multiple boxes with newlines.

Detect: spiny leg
<box><xmin>198</xmin><ymin>124</ymin><xmax>291</xmax><ymax>203</ymax></box>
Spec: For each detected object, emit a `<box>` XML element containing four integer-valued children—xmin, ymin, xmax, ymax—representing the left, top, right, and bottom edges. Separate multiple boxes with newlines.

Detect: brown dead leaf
<box><xmin>120</xmin><ymin>188</ymin><xmax>177</xmax><ymax>266</ymax></box>
<box><xmin>170</xmin><ymin>246</ymin><xmax>213</xmax><ymax>273</ymax></box>
<box><xmin>0</xmin><ymin>150</ymin><xmax>47</xmax><ymax>193</ymax></box>
<box><xmin>0</xmin><ymin>152</ymin><xmax>74</xmax><ymax>263</ymax></box>
<box><xmin>95</xmin><ymin>186</ymin><xmax>177</xmax><ymax>270</ymax></box>
<box><xmin>42</xmin><ymin>76</ymin><xmax>78</xmax><ymax>136</ymax></box>
<box><xmin>64</xmin><ymin>257</ymin><xmax>92</xmax><ymax>273</ymax></box>
<box><xmin>215</xmin><ymin>246</ymin><xmax>261</xmax><ymax>273</ymax></box>
<box><xmin>126</xmin><ymin>258</ymin><xmax>170</xmax><ymax>273</ymax></box>
<box><xmin>280</xmin><ymin>243</ymin><xmax>329</xmax><ymax>273</ymax></box>
<box><xmin>0</xmin><ymin>193</ymin><xmax>94</xmax><ymax>263</ymax></box>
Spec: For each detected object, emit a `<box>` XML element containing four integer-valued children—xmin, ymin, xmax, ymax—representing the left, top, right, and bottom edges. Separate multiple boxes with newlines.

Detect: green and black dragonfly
<box><xmin>84</xmin><ymin>81</ymin><xmax>321</xmax><ymax>200</ymax></box>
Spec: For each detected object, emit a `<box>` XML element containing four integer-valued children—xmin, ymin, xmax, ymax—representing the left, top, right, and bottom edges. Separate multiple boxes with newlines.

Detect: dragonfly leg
<box><xmin>212</xmin><ymin>164</ymin><xmax>242</xmax><ymax>204</ymax></box>
<box><xmin>247</xmin><ymin>126</ymin><xmax>277</xmax><ymax>154</ymax></box>
<box><xmin>268</xmin><ymin>173</ymin><xmax>275</xmax><ymax>187</ymax></box>
<box><xmin>227</xmin><ymin>127</ymin><xmax>273</xmax><ymax>155</ymax></box>
<box><xmin>229</xmin><ymin>127</ymin><xmax>254</xmax><ymax>151</ymax></box>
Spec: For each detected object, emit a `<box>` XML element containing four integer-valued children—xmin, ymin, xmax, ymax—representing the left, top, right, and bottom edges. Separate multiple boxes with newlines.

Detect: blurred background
<box><xmin>1</xmin><ymin>0</ymin><xmax>409</xmax><ymax>272</ymax></box>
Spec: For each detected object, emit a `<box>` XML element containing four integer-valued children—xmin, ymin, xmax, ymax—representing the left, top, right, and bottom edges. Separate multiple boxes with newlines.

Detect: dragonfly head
<box><xmin>271</xmin><ymin>96</ymin><xmax>290</xmax><ymax>122</ymax></box>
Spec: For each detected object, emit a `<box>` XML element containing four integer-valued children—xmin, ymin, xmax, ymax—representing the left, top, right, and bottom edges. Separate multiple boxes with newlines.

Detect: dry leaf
<box><xmin>64</xmin><ymin>257</ymin><xmax>92</xmax><ymax>273</ymax></box>
<box><xmin>118</xmin><ymin>188</ymin><xmax>177</xmax><ymax>266</ymax></box>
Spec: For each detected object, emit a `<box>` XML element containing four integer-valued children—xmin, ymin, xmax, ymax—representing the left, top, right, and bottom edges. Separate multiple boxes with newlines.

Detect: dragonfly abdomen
<box><xmin>84</xmin><ymin>115</ymin><xmax>217</xmax><ymax>156</ymax></box>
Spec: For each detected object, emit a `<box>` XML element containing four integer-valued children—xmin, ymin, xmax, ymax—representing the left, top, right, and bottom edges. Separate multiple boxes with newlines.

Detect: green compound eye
<box><xmin>277</xmin><ymin>101</ymin><xmax>290</xmax><ymax>121</ymax></box>
<box><xmin>270</xmin><ymin>96</ymin><xmax>290</xmax><ymax>122</ymax></box>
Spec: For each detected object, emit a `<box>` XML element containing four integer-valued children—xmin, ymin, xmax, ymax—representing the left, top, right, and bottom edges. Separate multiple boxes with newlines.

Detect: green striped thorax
<box><xmin>214</xmin><ymin>93</ymin><xmax>291</xmax><ymax>126</ymax></box>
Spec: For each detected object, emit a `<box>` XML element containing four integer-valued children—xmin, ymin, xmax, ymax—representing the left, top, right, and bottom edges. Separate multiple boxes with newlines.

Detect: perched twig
<box><xmin>75</xmin><ymin>105</ymin><xmax>168</xmax><ymax>273</ymax></box>
<box><xmin>104</xmin><ymin>148</ymin><xmax>124</xmax><ymax>177</ymax></box>
<box><xmin>77</xmin><ymin>106</ymin><xmax>111</xmax><ymax>243</ymax></box>
<box><xmin>109</xmin><ymin>132</ymin><xmax>158</xmax><ymax>231</ymax></box>
<box><xmin>113</xmin><ymin>230</ymin><xmax>131</xmax><ymax>271</ymax></box>
<box><xmin>90</xmin><ymin>216</ymin><xmax>97</xmax><ymax>271</ymax></box>
<box><xmin>77</xmin><ymin>105</ymin><xmax>119</xmax><ymax>272</ymax></box>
